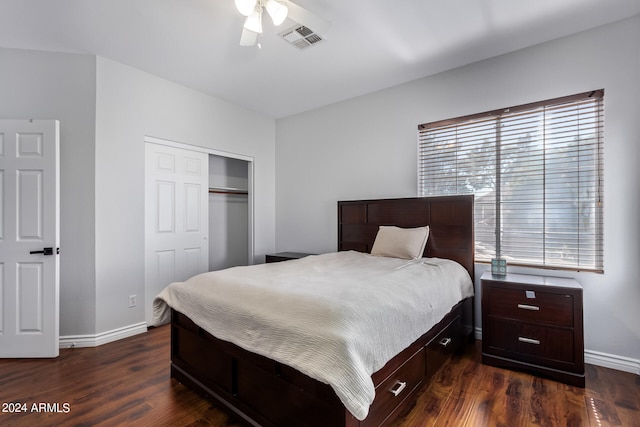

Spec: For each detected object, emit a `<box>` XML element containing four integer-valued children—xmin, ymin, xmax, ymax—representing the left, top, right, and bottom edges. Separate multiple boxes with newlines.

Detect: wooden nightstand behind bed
<box><xmin>481</xmin><ymin>271</ymin><xmax>585</xmax><ymax>387</ymax></box>
<box><xmin>265</xmin><ymin>252</ymin><xmax>314</xmax><ymax>263</ymax></box>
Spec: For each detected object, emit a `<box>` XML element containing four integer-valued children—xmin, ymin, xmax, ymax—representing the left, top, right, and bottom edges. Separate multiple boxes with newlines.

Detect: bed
<box><xmin>154</xmin><ymin>195</ymin><xmax>475</xmax><ymax>427</ymax></box>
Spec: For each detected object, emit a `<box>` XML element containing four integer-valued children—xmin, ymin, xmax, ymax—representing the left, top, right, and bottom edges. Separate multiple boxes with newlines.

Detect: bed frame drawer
<box><xmin>425</xmin><ymin>315</ymin><xmax>462</xmax><ymax>380</ymax></box>
<box><xmin>363</xmin><ymin>347</ymin><xmax>425</xmax><ymax>427</ymax></box>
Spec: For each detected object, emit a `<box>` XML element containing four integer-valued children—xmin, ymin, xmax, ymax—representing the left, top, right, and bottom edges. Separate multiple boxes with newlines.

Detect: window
<box><xmin>418</xmin><ymin>90</ymin><xmax>604</xmax><ymax>272</ymax></box>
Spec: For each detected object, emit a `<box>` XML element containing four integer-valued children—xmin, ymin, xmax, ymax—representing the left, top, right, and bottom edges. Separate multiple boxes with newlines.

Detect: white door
<box><xmin>145</xmin><ymin>142</ymin><xmax>209</xmax><ymax>325</ymax></box>
<box><xmin>0</xmin><ymin>120</ymin><xmax>60</xmax><ymax>358</ymax></box>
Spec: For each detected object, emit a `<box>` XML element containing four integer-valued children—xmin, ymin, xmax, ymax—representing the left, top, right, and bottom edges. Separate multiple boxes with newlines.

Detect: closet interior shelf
<box><xmin>209</xmin><ymin>187</ymin><xmax>248</xmax><ymax>195</ymax></box>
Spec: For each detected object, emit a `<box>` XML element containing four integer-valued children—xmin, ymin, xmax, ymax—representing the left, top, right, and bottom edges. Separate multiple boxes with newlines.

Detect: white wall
<box><xmin>275</xmin><ymin>16</ymin><xmax>640</xmax><ymax>368</ymax></box>
<box><xmin>0</xmin><ymin>48</ymin><xmax>98</xmax><ymax>337</ymax></box>
<box><xmin>95</xmin><ymin>57</ymin><xmax>276</xmax><ymax>333</ymax></box>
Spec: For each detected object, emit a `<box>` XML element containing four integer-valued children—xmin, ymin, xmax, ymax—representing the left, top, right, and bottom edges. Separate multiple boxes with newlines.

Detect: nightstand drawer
<box><xmin>485</xmin><ymin>318</ymin><xmax>576</xmax><ymax>367</ymax></box>
<box><xmin>486</xmin><ymin>287</ymin><xmax>574</xmax><ymax>327</ymax></box>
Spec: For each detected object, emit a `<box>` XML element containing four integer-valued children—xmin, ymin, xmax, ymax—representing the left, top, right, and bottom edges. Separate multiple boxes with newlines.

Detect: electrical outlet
<box><xmin>129</xmin><ymin>295</ymin><xmax>137</xmax><ymax>308</ymax></box>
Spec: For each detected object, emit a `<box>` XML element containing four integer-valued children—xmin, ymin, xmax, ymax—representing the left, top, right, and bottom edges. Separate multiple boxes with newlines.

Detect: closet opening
<box><xmin>209</xmin><ymin>155</ymin><xmax>251</xmax><ymax>270</ymax></box>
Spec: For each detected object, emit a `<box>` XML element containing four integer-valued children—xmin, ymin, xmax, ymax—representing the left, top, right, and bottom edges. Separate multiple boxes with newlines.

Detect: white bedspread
<box><xmin>153</xmin><ymin>251</ymin><xmax>473</xmax><ymax>421</ymax></box>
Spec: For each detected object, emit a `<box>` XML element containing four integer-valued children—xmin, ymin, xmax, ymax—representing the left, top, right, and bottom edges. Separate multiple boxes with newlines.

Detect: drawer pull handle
<box><xmin>390</xmin><ymin>381</ymin><xmax>407</xmax><ymax>397</ymax></box>
<box><xmin>517</xmin><ymin>304</ymin><xmax>540</xmax><ymax>311</ymax></box>
<box><xmin>439</xmin><ymin>337</ymin><xmax>452</xmax><ymax>347</ymax></box>
<box><xmin>518</xmin><ymin>336</ymin><xmax>541</xmax><ymax>345</ymax></box>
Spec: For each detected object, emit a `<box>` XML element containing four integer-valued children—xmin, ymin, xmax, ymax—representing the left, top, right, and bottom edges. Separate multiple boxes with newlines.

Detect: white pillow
<box><xmin>370</xmin><ymin>226</ymin><xmax>429</xmax><ymax>260</ymax></box>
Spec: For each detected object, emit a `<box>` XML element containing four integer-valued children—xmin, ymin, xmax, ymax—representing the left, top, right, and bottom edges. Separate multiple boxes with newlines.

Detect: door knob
<box><xmin>30</xmin><ymin>247</ymin><xmax>59</xmax><ymax>255</ymax></box>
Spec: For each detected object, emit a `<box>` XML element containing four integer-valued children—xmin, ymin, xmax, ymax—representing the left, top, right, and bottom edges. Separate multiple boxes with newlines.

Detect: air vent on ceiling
<box><xmin>280</xmin><ymin>25</ymin><xmax>324</xmax><ymax>50</ymax></box>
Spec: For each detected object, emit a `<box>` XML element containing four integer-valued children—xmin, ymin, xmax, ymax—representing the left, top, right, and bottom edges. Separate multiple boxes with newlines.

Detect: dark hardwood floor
<box><xmin>0</xmin><ymin>325</ymin><xmax>638</xmax><ymax>426</ymax></box>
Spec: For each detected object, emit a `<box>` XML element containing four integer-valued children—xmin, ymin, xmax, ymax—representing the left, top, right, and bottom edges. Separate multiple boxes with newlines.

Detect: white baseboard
<box><xmin>584</xmin><ymin>349</ymin><xmax>640</xmax><ymax>375</ymax></box>
<box><xmin>474</xmin><ymin>326</ymin><xmax>483</xmax><ymax>340</ymax></box>
<box><xmin>59</xmin><ymin>322</ymin><xmax>148</xmax><ymax>349</ymax></box>
<box><xmin>475</xmin><ymin>327</ymin><xmax>640</xmax><ymax>375</ymax></box>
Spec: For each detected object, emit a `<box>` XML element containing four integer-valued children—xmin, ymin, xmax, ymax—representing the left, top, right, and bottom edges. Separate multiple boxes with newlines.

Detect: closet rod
<box><xmin>209</xmin><ymin>187</ymin><xmax>248</xmax><ymax>195</ymax></box>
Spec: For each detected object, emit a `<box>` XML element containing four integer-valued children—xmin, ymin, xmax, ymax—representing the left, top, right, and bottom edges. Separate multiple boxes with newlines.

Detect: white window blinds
<box><xmin>418</xmin><ymin>90</ymin><xmax>604</xmax><ymax>272</ymax></box>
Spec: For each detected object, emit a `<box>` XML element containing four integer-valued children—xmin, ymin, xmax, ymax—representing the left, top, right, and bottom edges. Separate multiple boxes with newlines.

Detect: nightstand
<box><xmin>265</xmin><ymin>252</ymin><xmax>314</xmax><ymax>263</ymax></box>
<box><xmin>481</xmin><ymin>271</ymin><xmax>585</xmax><ymax>387</ymax></box>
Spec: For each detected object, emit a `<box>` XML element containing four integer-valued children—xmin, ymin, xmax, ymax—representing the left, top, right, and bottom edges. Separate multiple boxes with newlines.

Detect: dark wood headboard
<box><xmin>338</xmin><ymin>195</ymin><xmax>475</xmax><ymax>281</ymax></box>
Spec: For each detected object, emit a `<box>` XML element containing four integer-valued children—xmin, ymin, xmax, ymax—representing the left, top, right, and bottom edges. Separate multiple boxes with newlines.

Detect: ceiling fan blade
<box><xmin>285</xmin><ymin>1</ymin><xmax>330</xmax><ymax>35</ymax></box>
<box><xmin>240</xmin><ymin>27</ymin><xmax>258</xmax><ymax>46</ymax></box>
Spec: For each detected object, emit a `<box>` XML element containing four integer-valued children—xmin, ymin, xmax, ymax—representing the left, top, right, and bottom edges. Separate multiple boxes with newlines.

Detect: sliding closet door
<box><xmin>144</xmin><ymin>142</ymin><xmax>208</xmax><ymax>325</ymax></box>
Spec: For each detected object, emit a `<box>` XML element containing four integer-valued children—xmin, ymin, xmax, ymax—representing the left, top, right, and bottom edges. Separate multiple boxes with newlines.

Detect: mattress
<box><xmin>153</xmin><ymin>250</ymin><xmax>474</xmax><ymax>420</ymax></box>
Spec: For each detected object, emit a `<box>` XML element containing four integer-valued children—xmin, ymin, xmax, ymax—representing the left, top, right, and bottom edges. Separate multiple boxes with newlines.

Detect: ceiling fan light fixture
<box><xmin>240</xmin><ymin>27</ymin><xmax>259</xmax><ymax>46</ymax></box>
<box><xmin>234</xmin><ymin>0</ymin><xmax>257</xmax><ymax>17</ymax></box>
<box><xmin>244</xmin><ymin>9</ymin><xmax>263</xmax><ymax>34</ymax></box>
<box><xmin>265</xmin><ymin>0</ymin><xmax>288</xmax><ymax>26</ymax></box>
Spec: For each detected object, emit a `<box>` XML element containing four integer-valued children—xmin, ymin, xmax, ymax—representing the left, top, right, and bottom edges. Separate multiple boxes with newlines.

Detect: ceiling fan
<box><xmin>234</xmin><ymin>0</ymin><xmax>330</xmax><ymax>48</ymax></box>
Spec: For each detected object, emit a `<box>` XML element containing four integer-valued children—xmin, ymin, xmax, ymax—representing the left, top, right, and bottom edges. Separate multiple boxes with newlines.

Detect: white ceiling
<box><xmin>1</xmin><ymin>0</ymin><xmax>639</xmax><ymax>118</ymax></box>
